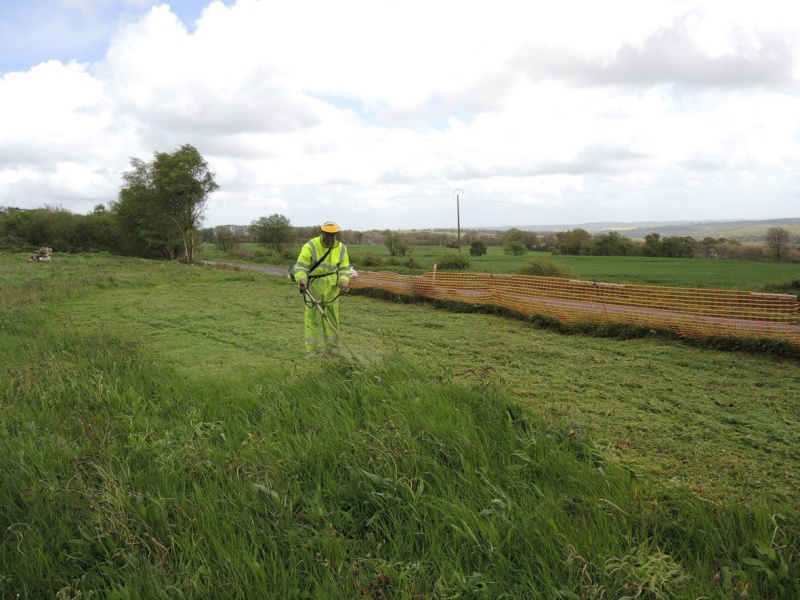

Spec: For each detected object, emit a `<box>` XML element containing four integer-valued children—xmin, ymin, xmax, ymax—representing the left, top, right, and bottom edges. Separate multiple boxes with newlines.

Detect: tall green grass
<box><xmin>1</xmin><ymin>253</ymin><xmax>798</xmax><ymax>598</ymax></box>
<box><xmin>3</xmin><ymin>342</ymin><xmax>797</xmax><ymax>598</ymax></box>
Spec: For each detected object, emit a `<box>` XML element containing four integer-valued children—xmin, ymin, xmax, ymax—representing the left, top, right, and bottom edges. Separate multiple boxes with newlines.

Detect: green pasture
<box><xmin>1</xmin><ymin>252</ymin><xmax>799</xmax><ymax>598</ymax></box>
<box><xmin>201</xmin><ymin>243</ymin><xmax>800</xmax><ymax>291</ymax></box>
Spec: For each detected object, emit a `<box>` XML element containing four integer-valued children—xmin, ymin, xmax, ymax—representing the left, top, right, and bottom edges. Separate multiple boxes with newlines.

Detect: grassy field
<box><xmin>2</xmin><ymin>252</ymin><xmax>799</xmax><ymax>598</ymax></box>
<box><xmin>201</xmin><ymin>243</ymin><xmax>800</xmax><ymax>292</ymax></box>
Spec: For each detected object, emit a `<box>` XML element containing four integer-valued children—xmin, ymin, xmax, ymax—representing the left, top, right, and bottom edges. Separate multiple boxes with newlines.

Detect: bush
<box><xmin>516</xmin><ymin>257</ymin><xmax>577</xmax><ymax>278</ymax></box>
<box><xmin>230</xmin><ymin>248</ymin><xmax>255</xmax><ymax>259</ymax></box>
<box><xmin>388</xmin><ymin>256</ymin><xmax>424</xmax><ymax>269</ymax></box>
<box><xmin>436</xmin><ymin>250</ymin><xmax>471</xmax><ymax>271</ymax></box>
<box><xmin>359</xmin><ymin>252</ymin><xmax>384</xmax><ymax>267</ymax></box>
<box><xmin>404</xmin><ymin>256</ymin><xmax>423</xmax><ymax>269</ymax></box>
<box><xmin>762</xmin><ymin>276</ymin><xmax>800</xmax><ymax>294</ymax></box>
<box><xmin>384</xmin><ymin>231</ymin><xmax>409</xmax><ymax>256</ymax></box>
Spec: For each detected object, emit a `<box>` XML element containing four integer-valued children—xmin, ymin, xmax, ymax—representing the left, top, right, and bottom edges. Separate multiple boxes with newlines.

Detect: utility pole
<box><xmin>453</xmin><ymin>188</ymin><xmax>463</xmax><ymax>252</ymax></box>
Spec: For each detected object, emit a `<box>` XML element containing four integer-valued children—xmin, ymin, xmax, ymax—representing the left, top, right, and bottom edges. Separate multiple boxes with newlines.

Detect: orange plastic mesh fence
<box><xmin>351</xmin><ymin>271</ymin><xmax>800</xmax><ymax>346</ymax></box>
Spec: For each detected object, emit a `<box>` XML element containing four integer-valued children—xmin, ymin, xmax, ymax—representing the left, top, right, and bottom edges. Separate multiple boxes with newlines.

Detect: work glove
<box><xmin>338</xmin><ymin>280</ymin><xmax>350</xmax><ymax>294</ymax></box>
<box><xmin>298</xmin><ymin>279</ymin><xmax>308</xmax><ymax>294</ymax></box>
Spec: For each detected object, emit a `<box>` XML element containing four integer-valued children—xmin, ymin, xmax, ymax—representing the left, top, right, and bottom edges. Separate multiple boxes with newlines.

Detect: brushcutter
<box><xmin>303</xmin><ymin>287</ymin><xmax>360</xmax><ymax>361</ymax></box>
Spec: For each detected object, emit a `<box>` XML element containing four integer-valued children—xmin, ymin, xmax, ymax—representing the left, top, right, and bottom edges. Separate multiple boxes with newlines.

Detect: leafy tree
<box><xmin>643</xmin><ymin>233</ymin><xmax>662</xmax><ymax>257</ymax></box>
<box><xmin>342</xmin><ymin>230</ymin><xmax>364</xmax><ymax>245</ymax></box>
<box><xmin>4</xmin><ymin>205</ymin><xmax>66</xmax><ymax>249</ymax></box>
<box><xmin>0</xmin><ymin>205</ymin><xmax>115</xmax><ymax>251</ymax></box>
<box><xmin>384</xmin><ymin>230</ymin><xmax>409</xmax><ymax>256</ymax></box>
<box><xmin>0</xmin><ymin>207</ymin><xmax>42</xmax><ymax>248</ymax></box>
<box><xmin>590</xmin><ymin>231</ymin><xmax>634</xmax><ymax>256</ymax></box>
<box><xmin>557</xmin><ymin>229</ymin><xmax>592</xmax><ymax>255</ymax></box>
<box><xmin>199</xmin><ymin>227</ymin><xmax>216</xmax><ymax>243</ymax></box>
<box><xmin>504</xmin><ymin>240</ymin><xmax>527</xmax><ymax>256</ymax></box>
<box><xmin>294</xmin><ymin>226</ymin><xmax>317</xmax><ymax>243</ymax></box>
<box><xmin>522</xmin><ymin>231</ymin><xmax>540</xmax><ymax>250</ymax></box>
<box><xmin>505</xmin><ymin>228</ymin><xmax>540</xmax><ymax>250</ymax></box>
<box><xmin>765</xmin><ymin>227</ymin><xmax>791</xmax><ymax>262</ymax></box>
<box><xmin>214</xmin><ymin>225</ymin><xmax>238</xmax><ymax>251</ymax></box>
<box><xmin>504</xmin><ymin>228</ymin><xmax>525</xmax><ymax>244</ymax></box>
<box><xmin>112</xmin><ymin>144</ymin><xmax>218</xmax><ymax>262</ymax></box>
<box><xmin>469</xmin><ymin>239</ymin><xmax>487</xmax><ymax>257</ymax></box>
<box><xmin>252</xmin><ymin>214</ymin><xmax>294</xmax><ymax>251</ymax></box>
<box><xmin>9</xmin><ymin>208</ymin><xmax>55</xmax><ymax>248</ymax></box>
<box><xmin>73</xmin><ymin>208</ymin><xmax>115</xmax><ymax>251</ymax></box>
<box><xmin>661</xmin><ymin>236</ymin><xmax>695</xmax><ymax>258</ymax></box>
<box><xmin>231</xmin><ymin>225</ymin><xmax>252</xmax><ymax>243</ymax></box>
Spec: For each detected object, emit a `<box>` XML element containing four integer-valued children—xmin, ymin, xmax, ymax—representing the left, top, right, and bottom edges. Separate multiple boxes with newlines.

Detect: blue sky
<box><xmin>0</xmin><ymin>1</ymin><xmax>217</xmax><ymax>73</ymax></box>
<box><xmin>1</xmin><ymin>0</ymin><xmax>799</xmax><ymax>231</ymax></box>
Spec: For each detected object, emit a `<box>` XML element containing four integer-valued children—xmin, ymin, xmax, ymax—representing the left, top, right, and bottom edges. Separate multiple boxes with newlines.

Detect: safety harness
<box><xmin>302</xmin><ymin>246</ymin><xmax>341</xmax><ymax>307</ymax></box>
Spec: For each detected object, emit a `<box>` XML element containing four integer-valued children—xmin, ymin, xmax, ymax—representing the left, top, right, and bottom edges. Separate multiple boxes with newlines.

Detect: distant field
<box><xmin>544</xmin><ymin>254</ymin><xmax>800</xmax><ymax>290</ymax></box>
<box><xmin>575</xmin><ymin>218</ymin><xmax>800</xmax><ymax>241</ymax></box>
<box><xmin>201</xmin><ymin>243</ymin><xmax>800</xmax><ymax>291</ymax></box>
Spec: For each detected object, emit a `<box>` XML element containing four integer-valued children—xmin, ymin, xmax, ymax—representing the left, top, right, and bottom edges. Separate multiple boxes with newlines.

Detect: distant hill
<box><xmin>505</xmin><ymin>218</ymin><xmax>800</xmax><ymax>241</ymax></box>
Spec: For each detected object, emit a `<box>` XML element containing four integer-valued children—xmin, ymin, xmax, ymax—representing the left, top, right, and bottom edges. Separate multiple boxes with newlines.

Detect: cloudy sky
<box><xmin>1</xmin><ymin>0</ymin><xmax>799</xmax><ymax>231</ymax></box>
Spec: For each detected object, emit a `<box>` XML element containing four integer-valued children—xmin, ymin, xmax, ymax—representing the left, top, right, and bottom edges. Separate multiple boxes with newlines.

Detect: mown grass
<box><xmin>201</xmin><ymin>243</ymin><xmax>800</xmax><ymax>291</ymax></box>
<box><xmin>1</xmin><ymin>252</ymin><xmax>799</xmax><ymax>598</ymax></box>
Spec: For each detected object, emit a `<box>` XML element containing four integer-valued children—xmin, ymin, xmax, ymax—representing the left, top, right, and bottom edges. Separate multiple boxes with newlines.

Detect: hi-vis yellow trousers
<box><xmin>303</xmin><ymin>278</ymin><xmax>341</xmax><ymax>357</ymax></box>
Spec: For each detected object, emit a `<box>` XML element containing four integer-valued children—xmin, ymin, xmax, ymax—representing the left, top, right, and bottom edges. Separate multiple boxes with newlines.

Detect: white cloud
<box><xmin>1</xmin><ymin>0</ymin><xmax>799</xmax><ymax>230</ymax></box>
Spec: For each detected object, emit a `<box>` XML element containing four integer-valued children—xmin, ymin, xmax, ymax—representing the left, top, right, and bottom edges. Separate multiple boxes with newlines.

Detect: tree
<box><xmin>214</xmin><ymin>225</ymin><xmax>237</xmax><ymax>251</ymax></box>
<box><xmin>342</xmin><ymin>230</ymin><xmax>363</xmax><ymax>245</ymax></box>
<box><xmin>504</xmin><ymin>240</ymin><xmax>527</xmax><ymax>256</ymax></box>
<box><xmin>505</xmin><ymin>228</ymin><xmax>540</xmax><ymax>250</ymax></box>
<box><xmin>643</xmin><ymin>233</ymin><xmax>662</xmax><ymax>257</ymax></box>
<box><xmin>661</xmin><ymin>236</ymin><xmax>695</xmax><ymax>258</ymax></box>
<box><xmin>558</xmin><ymin>229</ymin><xmax>592</xmax><ymax>255</ymax></box>
<box><xmin>0</xmin><ymin>205</ymin><xmax>115</xmax><ymax>252</ymax></box>
<box><xmin>112</xmin><ymin>144</ymin><xmax>218</xmax><ymax>262</ymax></box>
<box><xmin>469</xmin><ymin>239</ymin><xmax>487</xmax><ymax>257</ymax></box>
<box><xmin>504</xmin><ymin>228</ymin><xmax>526</xmax><ymax>245</ymax></box>
<box><xmin>252</xmin><ymin>214</ymin><xmax>294</xmax><ymax>252</ymax></box>
<box><xmin>75</xmin><ymin>207</ymin><xmax>115</xmax><ymax>251</ymax></box>
<box><xmin>590</xmin><ymin>231</ymin><xmax>634</xmax><ymax>256</ymax></box>
<box><xmin>522</xmin><ymin>231</ymin><xmax>540</xmax><ymax>250</ymax></box>
<box><xmin>765</xmin><ymin>227</ymin><xmax>791</xmax><ymax>262</ymax></box>
<box><xmin>384</xmin><ymin>230</ymin><xmax>409</xmax><ymax>256</ymax></box>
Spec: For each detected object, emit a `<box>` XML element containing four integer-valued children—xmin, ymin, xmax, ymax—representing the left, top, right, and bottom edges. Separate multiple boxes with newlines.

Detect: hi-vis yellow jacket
<box><xmin>293</xmin><ymin>236</ymin><xmax>350</xmax><ymax>295</ymax></box>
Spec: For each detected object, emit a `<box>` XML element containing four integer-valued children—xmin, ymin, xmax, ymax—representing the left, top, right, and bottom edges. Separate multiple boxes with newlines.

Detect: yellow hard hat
<box><xmin>320</xmin><ymin>221</ymin><xmax>340</xmax><ymax>233</ymax></box>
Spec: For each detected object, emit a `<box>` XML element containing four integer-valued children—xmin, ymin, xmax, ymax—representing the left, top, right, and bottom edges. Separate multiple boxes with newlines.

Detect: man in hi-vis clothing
<box><xmin>294</xmin><ymin>222</ymin><xmax>351</xmax><ymax>357</ymax></box>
